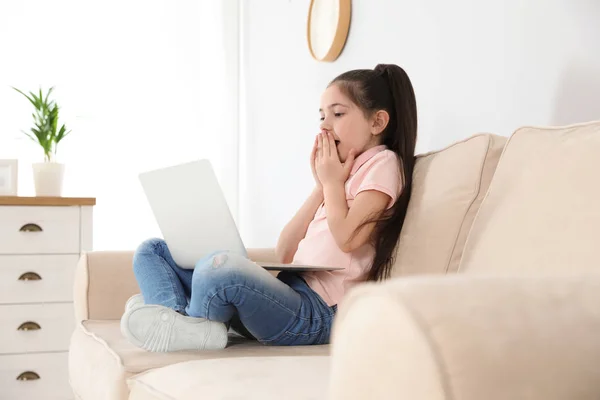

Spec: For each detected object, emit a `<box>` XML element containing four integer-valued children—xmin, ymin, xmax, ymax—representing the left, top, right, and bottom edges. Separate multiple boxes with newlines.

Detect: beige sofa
<box><xmin>69</xmin><ymin>121</ymin><xmax>600</xmax><ymax>400</ymax></box>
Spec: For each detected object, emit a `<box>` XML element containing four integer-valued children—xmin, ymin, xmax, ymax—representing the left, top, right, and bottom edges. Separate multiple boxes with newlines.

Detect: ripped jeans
<box><xmin>132</xmin><ymin>238</ymin><xmax>337</xmax><ymax>346</ymax></box>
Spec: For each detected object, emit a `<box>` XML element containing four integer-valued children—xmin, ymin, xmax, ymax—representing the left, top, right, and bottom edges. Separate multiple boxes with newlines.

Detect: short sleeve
<box><xmin>350</xmin><ymin>151</ymin><xmax>402</xmax><ymax>209</ymax></box>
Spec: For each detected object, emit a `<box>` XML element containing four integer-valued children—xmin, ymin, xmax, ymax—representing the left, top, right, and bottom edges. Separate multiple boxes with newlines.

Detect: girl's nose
<box><xmin>319</xmin><ymin>121</ymin><xmax>331</xmax><ymax>133</ymax></box>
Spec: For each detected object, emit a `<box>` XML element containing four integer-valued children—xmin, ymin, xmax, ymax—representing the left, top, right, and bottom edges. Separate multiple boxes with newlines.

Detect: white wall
<box><xmin>0</xmin><ymin>1</ymin><xmax>240</xmax><ymax>250</ymax></box>
<box><xmin>240</xmin><ymin>0</ymin><xmax>600</xmax><ymax>248</ymax></box>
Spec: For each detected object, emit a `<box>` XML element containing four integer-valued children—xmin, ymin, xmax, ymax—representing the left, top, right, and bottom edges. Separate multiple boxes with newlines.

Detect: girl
<box><xmin>120</xmin><ymin>63</ymin><xmax>417</xmax><ymax>352</ymax></box>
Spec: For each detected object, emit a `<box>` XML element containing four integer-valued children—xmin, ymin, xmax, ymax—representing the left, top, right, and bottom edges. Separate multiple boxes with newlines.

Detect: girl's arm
<box><xmin>316</xmin><ymin>132</ymin><xmax>394</xmax><ymax>253</ymax></box>
<box><xmin>323</xmin><ymin>184</ymin><xmax>390</xmax><ymax>253</ymax></box>
<box><xmin>275</xmin><ymin>187</ymin><xmax>324</xmax><ymax>263</ymax></box>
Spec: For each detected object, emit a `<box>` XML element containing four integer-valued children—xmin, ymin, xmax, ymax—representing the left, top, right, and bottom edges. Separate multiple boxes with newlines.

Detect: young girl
<box><xmin>120</xmin><ymin>63</ymin><xmax>417</xmax><ymax>352</ymax></box>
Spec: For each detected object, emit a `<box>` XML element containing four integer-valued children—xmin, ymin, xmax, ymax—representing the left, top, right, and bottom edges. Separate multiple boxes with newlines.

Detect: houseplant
<box><xmin>13</xmin><ymin>86</ymin><xmax>71</xmax><ymax>196</ymax></box>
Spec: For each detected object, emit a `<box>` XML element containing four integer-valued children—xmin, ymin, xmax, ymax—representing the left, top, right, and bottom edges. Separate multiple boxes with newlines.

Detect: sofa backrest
<box><xmin>459</xmin><ymin>120</ymin><xmax>600</xmax><ymax>274</ymax></box>
<box><xmin>391</xmin><ymin>133</ymin><xmax>507</xmax><ymax>278</ymax></box>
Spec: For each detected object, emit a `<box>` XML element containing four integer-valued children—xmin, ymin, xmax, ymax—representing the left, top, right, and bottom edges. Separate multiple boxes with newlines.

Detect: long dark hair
<box><xmin>330</xmin><ymin>64</ymin><xmax>417</xmax><ymax>281</ymax></box>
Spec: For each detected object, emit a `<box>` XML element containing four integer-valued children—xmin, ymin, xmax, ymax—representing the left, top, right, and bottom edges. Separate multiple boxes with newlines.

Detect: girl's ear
<box><xmin>370</xmin><ymin>110</ymin><xmax>390</xmax><ymax>136</ymax></box>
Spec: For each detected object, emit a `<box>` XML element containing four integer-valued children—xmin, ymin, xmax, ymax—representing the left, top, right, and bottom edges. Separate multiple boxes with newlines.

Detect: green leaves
<box><xmin>12</xmin><ymin>86</ymin><xmax>71</xmax><ymax>162</ymax></box>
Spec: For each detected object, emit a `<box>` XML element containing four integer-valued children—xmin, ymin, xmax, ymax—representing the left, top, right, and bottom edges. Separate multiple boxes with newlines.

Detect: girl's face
<box><xmin>319</xmin><ymin>84</ymin><xmax>380</xmax><ymax>163</ymax></box>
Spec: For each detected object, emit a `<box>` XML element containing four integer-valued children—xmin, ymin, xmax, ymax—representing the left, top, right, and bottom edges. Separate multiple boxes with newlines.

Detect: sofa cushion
<box><xmin>127</xmin><ymin>356</ymin><xmax>331</xmax><ymax>400</ymax></box>
<box><xmin>69</xmin><ymin>320</ymin><xmax>329</xmax><ymax>400</ymax></box>
<box><xmin>392</xmin><ymin>133</ymin><xmax>507</xmax><ymax>277</ymax></box>
<box><xmin>459</xmin><ymin>120</ymin><xmax>600</xmax><ymax>273</ymax></box>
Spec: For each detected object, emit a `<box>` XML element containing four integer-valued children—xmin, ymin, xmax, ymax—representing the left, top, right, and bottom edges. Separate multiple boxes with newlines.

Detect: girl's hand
<box><xmin>315</xmin><ymin>132</ymin><xmax>356</xmax><ymax>188</ymax></box>
<box><xmin>310</xmin><ymin>135</ymin><xmax>322</xmax><ymax>190</ymax></box>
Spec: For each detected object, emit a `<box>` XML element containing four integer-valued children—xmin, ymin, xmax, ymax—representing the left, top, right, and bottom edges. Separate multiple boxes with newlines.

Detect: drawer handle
<box><xmin>17</xmin><ymin>371</ymin><xmax>40</xmax><ymax>381</ymax></box>
<box><xmin>18</xmin><ymin>321</ymin><xmax>41</xmax><ymax>331</ymax></box>
<box><xmin>18</xmin><ymin>272</ymin><xmax>42</xmax><ymax>281</ymax></box>
<box><xmin>19</xmin><ymin>223</ymin><xmax>43</xmax><ymax>232</ymax></box>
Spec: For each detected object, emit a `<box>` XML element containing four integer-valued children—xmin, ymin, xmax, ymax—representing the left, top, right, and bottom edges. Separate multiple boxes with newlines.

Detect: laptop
<box><xmin>138</xmin><ymin>159</ymin><xmax>343</xmax><ymax>272</ymax></box>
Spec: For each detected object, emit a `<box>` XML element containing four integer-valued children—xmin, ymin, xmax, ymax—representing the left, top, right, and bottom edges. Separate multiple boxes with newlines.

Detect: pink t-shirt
<box><xmin>293</xmin><ymin>145</ymin><xmax>402</xmax><ymax>306</ymax></box>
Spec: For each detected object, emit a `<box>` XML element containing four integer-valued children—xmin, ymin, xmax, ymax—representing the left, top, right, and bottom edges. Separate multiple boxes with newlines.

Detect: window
<box><xmin>0</xmin><ymin>0</ymin><xmax>240</xmax><ymax>250</ymax></box>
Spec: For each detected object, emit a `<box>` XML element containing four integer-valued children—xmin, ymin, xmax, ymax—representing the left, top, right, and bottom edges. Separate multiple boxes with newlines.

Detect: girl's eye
<box><xmin>320</xmin><ymin>113</ymin><xmax>344</xmax><ymax>121</ymax></box>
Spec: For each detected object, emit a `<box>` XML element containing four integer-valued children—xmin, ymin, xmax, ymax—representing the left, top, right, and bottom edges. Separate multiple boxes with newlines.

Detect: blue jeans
<box><xmin>132</xmin><ymin>238</ymin><xmax>337</xmax><ymax>346</ymax></box>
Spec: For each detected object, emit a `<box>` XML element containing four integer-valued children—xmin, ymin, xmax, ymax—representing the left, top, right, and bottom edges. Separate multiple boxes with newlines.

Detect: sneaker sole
<box><xmin>124</xmin><ymin>294</ymin><xmax>144</xmax><ymax>313</ymax></box>
<box><xmin>120</xmin><ymin>305</ymin><xmax>228</xmax><ymax>352</ymax></box>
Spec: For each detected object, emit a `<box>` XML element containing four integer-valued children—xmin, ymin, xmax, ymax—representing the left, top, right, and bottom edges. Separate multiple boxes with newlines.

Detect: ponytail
<box><xmin>331</xmin><ymin>64</ymin><xmax>417</xmax><ymax>281</ymax></box>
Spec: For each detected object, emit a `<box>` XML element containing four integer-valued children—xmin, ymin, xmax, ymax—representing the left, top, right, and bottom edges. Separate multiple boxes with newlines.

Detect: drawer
<box><xmin>0</xmin><ymin>255</ymin><xmax>80</xmax><ymax>304</ymax></box>
<box><xmin>0</xmin><ymin>206</ymin><xmax>80</xmax><ymax>254</ymax></box>
<box><xmin>0</xmin><ymin>352</ymin><xmax>72</xmax><ymax>400</ymax></box>
<box><xmin>0</xmin><ymin>303</ymin><xmax>75</xmax><ymax>354</ymax></box>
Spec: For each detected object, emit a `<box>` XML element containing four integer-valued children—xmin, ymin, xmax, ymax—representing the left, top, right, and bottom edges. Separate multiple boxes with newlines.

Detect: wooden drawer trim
<box><xmin>0</xmin><ymin>196</ymin><xmax>96</xmax><ymax>206</ymax></box>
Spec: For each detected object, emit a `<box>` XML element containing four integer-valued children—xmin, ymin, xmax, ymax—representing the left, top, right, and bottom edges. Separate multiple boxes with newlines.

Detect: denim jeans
<box><xmin>132</xmin><ymin>238</ymin><xmax>337</xmax><ymax>346</ymax></box>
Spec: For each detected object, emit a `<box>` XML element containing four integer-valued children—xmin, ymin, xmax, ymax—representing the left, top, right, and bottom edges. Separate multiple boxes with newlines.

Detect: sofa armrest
<box><xmin>74</xmin><ymin>248</ymin><xmax>279</xmax><ymax>321</ymax></box>
<box><xmin>74</xmin><ymin>251</ymin><xmax>137</xmax><ymax>321</ymax></box>
<box><xmin>328</xmin><ymin>274</ymin><xmax>600</xmax><ymax>400</ymax></box>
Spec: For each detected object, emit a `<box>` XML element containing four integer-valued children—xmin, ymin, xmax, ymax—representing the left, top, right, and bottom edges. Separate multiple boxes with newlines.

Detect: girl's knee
<box><xmin>193</xmin><ymin>252</ymin><xmax>233</xmax><ymax>282</ymax></box>
<box><xmin>194</xmin><ymin>251</ymin><xmax>256</xmax><ymax>272</ymax></box>
<box><xmin>136</xmin><ymin>238</ymin><xmax>166</xmax><ymax>254</ymax></box>
<box><xmin>133</xmin><ymin>238</ymin><xmax>166</xmax><ymax>273</ymax></box>
<box><xmin>209</xmin><ymin>252</ymin><xmax>230</xmax><ymax>268</ymax></box>
<box><xmin>192</xmin><ymin>252</ymin><xmax>257</xmax><ymax>286</ymax></box>
<box><xmin>195</xmin><ymin>251</ymin><xmax>233</xmax><ymax>271</ymax></box>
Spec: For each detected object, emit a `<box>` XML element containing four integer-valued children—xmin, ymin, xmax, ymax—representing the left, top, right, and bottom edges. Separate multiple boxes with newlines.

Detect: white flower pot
<box><xmin>32</xmin><ymin>162</ymin><xmax>65</xmax><ymax>197</ymax></box>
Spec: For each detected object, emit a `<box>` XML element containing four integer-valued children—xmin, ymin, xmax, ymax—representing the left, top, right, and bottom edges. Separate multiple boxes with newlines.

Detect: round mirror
<box><xmin>307</xmin><ymin>0</ymin><xmax>351</xmax><ymax>62</ymax></box>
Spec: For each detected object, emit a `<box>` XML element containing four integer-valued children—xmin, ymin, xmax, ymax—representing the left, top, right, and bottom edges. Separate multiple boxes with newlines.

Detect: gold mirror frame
<box><xmin>307</xmin><ymin>0</ymin><xmax>351</xmax><ymax>62</ymax></box>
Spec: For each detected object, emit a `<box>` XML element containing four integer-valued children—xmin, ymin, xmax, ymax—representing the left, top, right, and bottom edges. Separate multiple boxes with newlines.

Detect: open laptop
<box><xmin>138</xmin><ymin>159</ymin><xmax>343</xmax><ymax>272</ymax></box>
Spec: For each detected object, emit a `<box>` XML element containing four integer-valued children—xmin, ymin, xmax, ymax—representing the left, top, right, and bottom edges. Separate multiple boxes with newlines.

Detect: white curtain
<box><xmin>0</xmin><ymin>1</ymin><xmax>240</xmax><ymax>250</ymax></box>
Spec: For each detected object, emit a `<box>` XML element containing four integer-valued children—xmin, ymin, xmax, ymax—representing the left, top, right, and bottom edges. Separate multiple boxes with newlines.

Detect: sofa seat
<box><xmin>69</xmin><ymin>320</ymin><xmax>329</xmax><ymax>400</ymax></box>
<box><xmin>127</xmin><ymin>356</ymin><xmax>331</xmax><ymax>400</ymax></box>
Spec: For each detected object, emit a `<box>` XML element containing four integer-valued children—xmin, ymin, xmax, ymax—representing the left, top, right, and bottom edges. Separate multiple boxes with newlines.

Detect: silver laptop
<box><xmin>138</xmin><ymin>159</ymin><xmax>343</xmax><ymax>272</ymax></box>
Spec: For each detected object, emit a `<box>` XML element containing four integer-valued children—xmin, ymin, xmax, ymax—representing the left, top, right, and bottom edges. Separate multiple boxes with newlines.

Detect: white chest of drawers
<box><xmin>0</xmin><ymin>196</ymin><xmax>95</xmax><ymax>400</ymax></box>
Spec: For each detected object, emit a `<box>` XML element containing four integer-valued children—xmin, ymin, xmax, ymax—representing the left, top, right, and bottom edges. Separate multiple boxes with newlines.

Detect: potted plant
<box><xmin>13</xmin><ymin>86</ymin><xmax>71</xmax><ymax>197</ymax></box>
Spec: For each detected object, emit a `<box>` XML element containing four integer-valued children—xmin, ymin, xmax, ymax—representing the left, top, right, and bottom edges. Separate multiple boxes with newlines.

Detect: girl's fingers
<box><xmin>317</xmin><ymin>133</ymin><xmax>323</xmax><ymax>160</ymax></box>
<box><xmin>343</xmin><ymin>149</ymin><xmax>357</xmax><ymax>176</ymax></box>
<box><xmin>322</xmin><ymin>132</ymin><xmax>330</xmax><ymax>157</ymax></box>
<box><xmin>327</xmin><ymin>132</ymin><xmax>337</xmax><ymax>158</ymax></box>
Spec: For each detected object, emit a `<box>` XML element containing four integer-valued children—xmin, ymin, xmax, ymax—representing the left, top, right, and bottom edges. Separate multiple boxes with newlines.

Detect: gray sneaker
<box><xmin>124</xmin><ymin>294</ymin><xmax>144</xmax><ymax>312</ymax></box>
<box><xmin>120</xmin><ymin>304</ymin><xmax>228</xmax><ymax>352</ymax></box>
